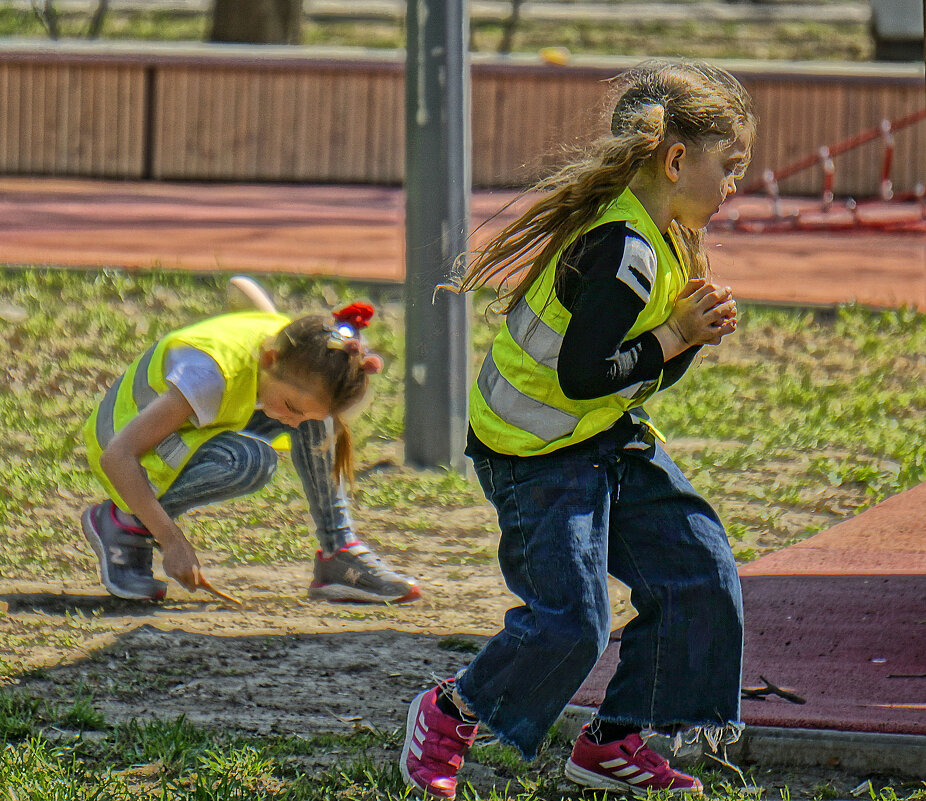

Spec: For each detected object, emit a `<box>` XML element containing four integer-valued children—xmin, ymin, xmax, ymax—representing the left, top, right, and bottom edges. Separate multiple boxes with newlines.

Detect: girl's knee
<box><xmin>244</xmin><ymin>437</ymin><xmax>278</xmax><ymax>489</ymax></box>
<box><xmin>211</xmin><ymin>434</ymin><xmax>278</xmax><ymax>491</ymax></box>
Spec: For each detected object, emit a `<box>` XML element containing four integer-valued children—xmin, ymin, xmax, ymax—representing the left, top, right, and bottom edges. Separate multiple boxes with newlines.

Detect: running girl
<box><xmin>401</xmin><ymin>58</ymin><xmax>756</xmax><ymax>797</ymax></box>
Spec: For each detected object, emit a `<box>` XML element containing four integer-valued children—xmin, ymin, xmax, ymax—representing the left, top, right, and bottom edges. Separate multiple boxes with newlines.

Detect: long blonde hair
<box><xmin>451</xmin><ymin>59</ymin><xmax>757</xmax><ymax>311</ymax></box>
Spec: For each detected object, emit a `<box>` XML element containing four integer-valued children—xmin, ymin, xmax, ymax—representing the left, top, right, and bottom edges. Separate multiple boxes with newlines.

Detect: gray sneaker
<box><xmin>310</xmin><ymin>542</ymin><xmax>421</xmax><ymax>603</ymax></box>
<box><xmin>81</xmin><ymin>501</ymin><xmax>167</xmax><ymax>601</ymax></box>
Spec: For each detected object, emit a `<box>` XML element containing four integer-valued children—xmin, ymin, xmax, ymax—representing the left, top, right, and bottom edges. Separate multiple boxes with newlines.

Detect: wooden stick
<box><xmin>198</xmin><ymin>574</ymin><xmax>243</xmax><ymax>606</ymax></box>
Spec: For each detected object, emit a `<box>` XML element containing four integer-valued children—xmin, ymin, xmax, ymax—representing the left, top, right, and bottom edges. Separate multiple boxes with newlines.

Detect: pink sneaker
<box><xmin>400</xmin><ymin>685</ymin><xmax>478</xmax><ymax>800</ymax></box>
<box><xmin>565</xmin><ymin>729</ymin><xmax>703</xmax><ymax>796</ymax></box>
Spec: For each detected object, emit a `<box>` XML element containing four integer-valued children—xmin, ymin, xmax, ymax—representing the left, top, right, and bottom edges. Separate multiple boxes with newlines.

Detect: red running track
<box><xmin>0</xmin><ymin>177</ymin><xmax>924</xmax><ymax>310</ymax></box>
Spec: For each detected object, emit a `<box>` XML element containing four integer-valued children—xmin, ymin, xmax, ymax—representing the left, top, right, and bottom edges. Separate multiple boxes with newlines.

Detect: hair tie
<box><xmin>361</xmin><ymin>353</ymin><xmax>384</xmax><ymax>374</ymax></box>
<box><xmin>328</xmin><ymin>302</ymin><xmax>375</xmax><ymax>351</ymax></box>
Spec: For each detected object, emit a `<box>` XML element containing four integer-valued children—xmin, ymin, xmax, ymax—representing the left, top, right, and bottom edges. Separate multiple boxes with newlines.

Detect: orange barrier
<box><xmin>730</xmin><ymin>109</ymin><xmax>926</xmax><ymax>233</ymax></box>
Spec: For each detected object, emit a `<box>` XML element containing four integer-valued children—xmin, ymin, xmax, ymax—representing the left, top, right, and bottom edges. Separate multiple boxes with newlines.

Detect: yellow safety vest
<box><xmin>470</xmin><ymin>189</ymin><xmax>688</xmax><ymax>457</ymax></box>
<box><xmin>84</xmin><ymin>311</ymin><xmax>291</xmax><ymax>510</ymax></box>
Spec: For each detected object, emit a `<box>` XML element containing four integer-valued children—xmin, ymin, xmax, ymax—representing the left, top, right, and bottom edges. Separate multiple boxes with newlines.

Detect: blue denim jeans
<box><xmin>457</xmin><ymin>424</ymin><xmax>743</xmax><ymax>759</ymax></box>
<box><xmin>157</xmin><ymin>410</ymin><xmax>354</xmax><ymax>554</ymax></box>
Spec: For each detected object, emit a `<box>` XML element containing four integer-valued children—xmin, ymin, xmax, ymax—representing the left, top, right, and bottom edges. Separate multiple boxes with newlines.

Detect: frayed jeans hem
<box><xmin>594</xmin><ymin>713</ymin><xmax>745</xmax><ymax>752</ymax></box>
<box><xmin>453</xmin><ymin>677</ymin><xmax>543</xmax><ymax>761</ymax></box>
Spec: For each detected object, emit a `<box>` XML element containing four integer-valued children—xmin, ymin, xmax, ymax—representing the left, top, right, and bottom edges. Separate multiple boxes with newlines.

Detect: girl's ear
<box><xmin>664</xmin><ymin>142</ymin><xmax>686</xmax><ymax>183</ymax></box>
<box><xmin>259</xmin><ymin>347</ymin><xmax>278</xmax><ymax>370</ymax></box>
<box><xmin>361</xmin><ymin>353</ymin><xmax>384</xmax><ymax>374</ymax></box>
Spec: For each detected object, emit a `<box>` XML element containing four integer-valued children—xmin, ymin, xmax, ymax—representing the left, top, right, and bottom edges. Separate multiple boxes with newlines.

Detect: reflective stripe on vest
<box><xmin>94</xmin><ymin>345</ymin><xmax>189</xmax><ymax>469</ymax></box>
<box><xmin>476</xmin><ymin>350</ymin><xmax>578</xmax><ymax>442</ymax></box>
<box><xmin>506</xmin><ymin>297</ymin><xmax>660</xmax><ymax>403</ymax></box>
<box><xmin>506</xmin><ymin>298</ymin><xmax>561</xmax><ymax>370</ymax></box>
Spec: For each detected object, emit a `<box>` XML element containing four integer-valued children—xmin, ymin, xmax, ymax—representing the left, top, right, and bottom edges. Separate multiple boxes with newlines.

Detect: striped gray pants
<box><xmin>157</xmin><ymin>410</ymin><xmax>353</xmax><ymax>554</ymax></box>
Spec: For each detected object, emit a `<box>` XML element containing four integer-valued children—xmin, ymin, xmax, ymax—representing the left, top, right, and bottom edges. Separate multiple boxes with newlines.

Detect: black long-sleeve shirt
<box><xmin>556</xmin><ymin>221</ymin><xmax>700</xmax><ymax>399</ymax></box>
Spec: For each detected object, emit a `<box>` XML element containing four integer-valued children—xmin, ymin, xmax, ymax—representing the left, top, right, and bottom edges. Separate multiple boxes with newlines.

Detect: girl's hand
<box><xmin>98</xmin><ymin>386</ymin><xmax>242</xmax><ymax>604</ymax></box>
<box><xmin>654</xmin><ymin>279</ymin><xmax>737</xmax><ymax>359</ymax></box>
<box><xmin>159</xmin><ymin>530</ymin><xmax>243</xmax><ymax>604</ymax></box>
<box><xmin>160</xmin><ymin>532</ymin><xmax>203</xmax><ymax>592</ymax></box>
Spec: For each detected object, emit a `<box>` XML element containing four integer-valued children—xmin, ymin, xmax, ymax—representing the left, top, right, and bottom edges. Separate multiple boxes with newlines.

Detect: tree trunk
<box><xmin>86</xmin><ymin>0</ymin><xmax>109</xmax><ymax>38</ymax></box>
<box><xmin>498</xmin><ymin>0</ymin><xmax>524</xmax><ymax>54</ymax></box>
<box><xmin>209</xmin><ymin>0</ymin><xmax>302</xmax><ymax>44</ymax></box>
<box><xmin>33</xmin><ymin>0</ymin><xmax>60</xmax><ymax>40</ymax></box>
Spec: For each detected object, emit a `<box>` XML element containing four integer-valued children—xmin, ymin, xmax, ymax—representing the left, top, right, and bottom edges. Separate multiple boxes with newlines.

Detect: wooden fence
<box><xmin>0</xmin><ymin>41</ymin><xmax>923</xmax><ymax>196</ymax></box>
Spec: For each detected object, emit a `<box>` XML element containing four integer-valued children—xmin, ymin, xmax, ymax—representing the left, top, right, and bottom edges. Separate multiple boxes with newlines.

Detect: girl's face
<box><xmin>258</xmin><ymin>370</ymin><xmax>331</xmax><ymax>427</ymax></box>
<box><xmin>671</xmin><ymin>134</ymin><xmax>750</xmax><ymax>229</ymax></box>
<box><xmin>257</xmin><ymin>348</ymin><xmax>331</xmax><ymax>427</ymax></box>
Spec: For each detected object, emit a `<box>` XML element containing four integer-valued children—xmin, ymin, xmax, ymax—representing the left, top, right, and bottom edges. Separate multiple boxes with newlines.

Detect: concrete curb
<box><xmin>559</xmin><ymin>705</ymin><xmax>926</xmax><ymax>779</ymax></box>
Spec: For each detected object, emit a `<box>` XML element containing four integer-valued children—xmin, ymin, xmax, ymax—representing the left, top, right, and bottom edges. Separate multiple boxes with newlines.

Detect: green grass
<box><xmin>1</xmin><ymin>267</ymin><xmax>925</xmax><ymax>580</ymax></box>
<box><xmin>0</xmin><ymin>2</ymin><xmax>874</xmax><ymax>62</ymax></box>
<box><xmin>0</xmin><ymin>690</ymin><xmax>924</xmax><ymax>799</ymax></box>
<box><xmin>469</xmin><ymin>18</ymin><xmax>871</xmax><ymax>62</ymax></box>
<box><xmin>0</xmin><ymin>5</ymin><xmax>207</xmax><ymax>40</ymax></box>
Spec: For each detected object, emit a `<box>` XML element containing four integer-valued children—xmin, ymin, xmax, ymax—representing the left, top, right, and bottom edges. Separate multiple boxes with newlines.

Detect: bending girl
<box><xmin>82</xmin><ymin>287</ymin><xmax>419</xmax><ymax>605</ymax></box>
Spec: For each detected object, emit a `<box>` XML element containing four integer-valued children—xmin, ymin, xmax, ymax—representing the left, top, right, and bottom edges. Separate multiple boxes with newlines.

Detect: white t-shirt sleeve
<box><xmin>164</xmin><ymin>346</ymin><xmax>227</xmax><ymax>427</ymax></box>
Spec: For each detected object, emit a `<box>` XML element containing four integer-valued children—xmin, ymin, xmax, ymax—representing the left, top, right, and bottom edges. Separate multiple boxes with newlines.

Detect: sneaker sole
<box><xmin>309</xmin><ymin>582</ymin><xmax>421</xmax><ymax>604</ymax></box>
<box><xmin>80</xmin><ymin>508</ymin><xmax>166</xmax><ymax>602</ymax></box>
<box><xmin>400</xmin><ymin>690</ymin><xmax>453</xmax><ymax>800</ymax></box>
<box><xmin>564</xmin><ymin>759</ymin><xmax>702</xmax><ymax>797</ymax></box>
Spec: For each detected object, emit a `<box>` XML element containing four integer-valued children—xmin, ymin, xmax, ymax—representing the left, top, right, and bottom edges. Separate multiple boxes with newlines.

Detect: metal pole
<box><xmin>404</xmin><ymin>0</ymin><xmax>471</xmax><ymax>471</ymax></box>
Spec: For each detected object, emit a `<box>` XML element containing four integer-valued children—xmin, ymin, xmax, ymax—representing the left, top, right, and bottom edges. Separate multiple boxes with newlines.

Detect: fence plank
<box><xmin>0</xmin><ymin>43</ymin><xmax>920</xmax><ymax>194</ymax></box>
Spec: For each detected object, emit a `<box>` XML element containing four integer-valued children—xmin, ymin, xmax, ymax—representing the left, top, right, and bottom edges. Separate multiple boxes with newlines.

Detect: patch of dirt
<box><xmin>0</xmin><ymin>489</ymin><xmax>637</xmax><ymax>672</ymax></box>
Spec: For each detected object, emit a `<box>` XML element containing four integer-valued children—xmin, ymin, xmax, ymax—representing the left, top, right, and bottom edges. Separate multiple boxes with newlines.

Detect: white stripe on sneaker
<box><xmin>612</xmin><ymin>765</ymin><xmax>641</xmax><ymax>777</ymax></box>
<box><xmin>410</xmin><ymin>741</ymin><xmax>422</xmax><ymax>759</ymax></box>
<box><xmin>626</xmin><ymin>771</ymin><xmax>655</xmax><ymax>784</ymax></box>
<box><xmin>601</xmin><ymin>757</ymin><xmax>628</xmax><ymax>769</ymax></box>
<box><xmin>414</xmin><ymin>715</ymin><xmax>429</xmax><ymax>747</ymax></box>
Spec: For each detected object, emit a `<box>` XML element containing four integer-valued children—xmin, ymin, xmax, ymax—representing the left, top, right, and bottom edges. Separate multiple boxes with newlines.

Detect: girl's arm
<box><xmin>558</xmin><ymin>225</ymin><xmax>669</xmax><ymax>400</ymax></box>
<box><xmin>558</xmin><ymin>226</ymin><xmax>735</xmax><ymax>400</ymax></box>
<box><xmin>98</xmin><ymin>386</ymin><xmax>205</xmax><ymax>592</ymax></box>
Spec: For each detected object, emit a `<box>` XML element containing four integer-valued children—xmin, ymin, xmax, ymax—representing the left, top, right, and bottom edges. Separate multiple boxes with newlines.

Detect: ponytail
<box><xmin>452</xmin><ymin>101</ymin><xmax>668</xmax><ymax>312</ymax></box>
<box><xmin>447</xmin><ymin>59</ymin><xmax>755</xmax><ymax>305</ymax></box>
<box><xmin>332</xmin><ymin>417</ymin><xmax>354</xmax><ymax>487</ymax></box>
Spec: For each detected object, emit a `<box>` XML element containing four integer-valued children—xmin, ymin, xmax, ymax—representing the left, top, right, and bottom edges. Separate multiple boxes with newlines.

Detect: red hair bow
<box><xmin>333</xmin><ymin>302</ymin><xmax>375</xmax><ymax>331</ymax></box>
